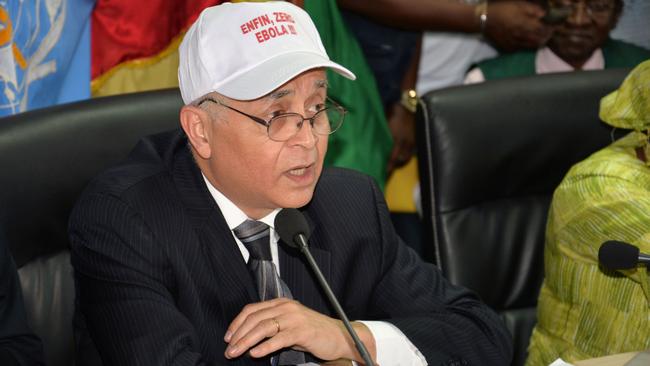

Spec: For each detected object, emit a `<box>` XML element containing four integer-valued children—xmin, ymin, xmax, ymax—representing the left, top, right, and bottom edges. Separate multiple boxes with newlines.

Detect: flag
<box><xmin>304</xmin><ymin>0</ymin><xmax>392</xmax><ymax>188</ymax></box>
<box><xmin>91</xmin><ymin>0</ymin><xmax>221</xmax><ymax>97</ymax></box>
<box><xmin>0</xmin><ymin>0</ymin><xmax>94</xmax><ymax>116</ymax></box>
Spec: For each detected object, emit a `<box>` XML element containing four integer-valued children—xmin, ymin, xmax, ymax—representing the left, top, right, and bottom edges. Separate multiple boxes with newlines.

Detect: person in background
<box><xmin>466</xmin><ymin>0</ymin><xmax>650</xmax><ymax>82</ymax></box>
<box><xmin>340</xmin><ymin>0</ymin><xmax>553</xmax><ymax>175</ymax></box>
<box><xmin>337</xmin><ymin>10</ymin><xmax>419</xmax><ymax>176</ymax></box>
<box><xmin>339</xmin><ymin>0</ymin><xmax>554</xmax><ymax>256</ymax></box>
<box><xmin>526</xmin><ymin>60</ymin><xmax>650</xmax><ymax>366</ymax></box>
<box><xmin>70</xmin><ymin>2</ymin><xmax>513</xmax><ymax>365</ymax></box>
<box><xmin>0</xmin><ymin>236</ymin><xmax>45</xmax><ymax>366</ymax></box>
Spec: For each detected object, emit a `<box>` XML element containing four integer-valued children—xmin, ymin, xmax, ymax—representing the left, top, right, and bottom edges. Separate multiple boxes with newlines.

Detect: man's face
<box><xmin>547</xmin><ymin>0</ymin><xmax>620</xmax><ymax>67</ymax></box>
<box><xmin>201</xmin><ymin>69</ymin><xmax>329</xmax><ymax>219</ymax></box>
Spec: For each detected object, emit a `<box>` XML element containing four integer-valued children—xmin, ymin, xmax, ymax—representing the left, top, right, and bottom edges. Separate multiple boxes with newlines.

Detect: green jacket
<box><xmin>478</xmin><ymin>39</ymin><xmax>650</xmax><ymax>80</ymax></box>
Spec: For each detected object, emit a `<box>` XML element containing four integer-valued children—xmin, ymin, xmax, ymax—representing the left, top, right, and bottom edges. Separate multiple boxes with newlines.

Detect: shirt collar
<box><xmin>202</xmin><ymin>174</ymin><xmax>280</xmax><ymax>230</ymax></box>
<box><xmin>536</xmin><ymin>46</ymin><xmax>605</xmax><ymax>74</ymax></box>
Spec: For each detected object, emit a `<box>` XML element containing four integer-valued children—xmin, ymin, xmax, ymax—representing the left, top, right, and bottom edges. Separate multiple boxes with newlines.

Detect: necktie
<box><xmin>233</xmin><ymin>220</ymin><xmax>305</xmax><ymax>365</ymax></box>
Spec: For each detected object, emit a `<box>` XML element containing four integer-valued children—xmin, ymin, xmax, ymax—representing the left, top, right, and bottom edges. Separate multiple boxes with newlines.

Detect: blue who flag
<box><xmin>0</xmin><ymin>0</ymin><xmax>95</xmax><ymax>117</ymax></box>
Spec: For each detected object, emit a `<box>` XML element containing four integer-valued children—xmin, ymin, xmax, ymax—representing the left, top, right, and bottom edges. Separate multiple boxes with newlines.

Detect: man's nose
<box><xmin>289</xmin><ymin>118</ymin><xmax>318</xmax><ymax>148</ymax></box>
<box><xmin>566</xmin><ymin>2</ymin><xmax>591</xmax><ymax>26</ymax></box>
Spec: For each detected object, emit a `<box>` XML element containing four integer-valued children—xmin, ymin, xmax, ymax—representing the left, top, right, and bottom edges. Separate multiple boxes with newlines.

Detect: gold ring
<box><xmin>271</xmin><ymin>317</ymin><xmax>280</xmax><ymax>335</ymax></box>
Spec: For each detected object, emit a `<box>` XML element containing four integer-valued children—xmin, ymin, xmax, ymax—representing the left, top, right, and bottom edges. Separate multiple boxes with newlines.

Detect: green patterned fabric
<box><xmin>304</xmin><ymin>0</ymin><xmax>392</xmax><ymax>189</ymax></box>
<box><xmin>526</xmin><ymin>132</ymin><xmax>650</xmax><ymax>366</ymax></box>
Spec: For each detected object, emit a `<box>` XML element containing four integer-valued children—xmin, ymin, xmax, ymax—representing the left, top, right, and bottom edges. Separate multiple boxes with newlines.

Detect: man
<box><xmin>465</xmin><ymin>0</ymin><xmax>650</xmax><ymax>82</ymax></box>
<box><xmin>0</xmin><ymin>237</ymin><xmax>45</xmax><ymax>366</ymax></box>
<box><xmin>70</xmin><ymin>2</ymin><xmax>512</xmax><ymax>365</ymax></box>
<box><xmin>525</xmin><ymin>60</ymin><xmax>650</xmax><ymax>365</ymax></box>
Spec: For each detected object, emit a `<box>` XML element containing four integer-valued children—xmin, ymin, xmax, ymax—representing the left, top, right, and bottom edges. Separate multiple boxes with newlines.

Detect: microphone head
<box><xmin>274</xmin><ymin>208</ymin><xmax>311</xmax><ymax>248</ymax></box>
<box><xmin>598</xmin><ymin>240</ymin><xmax>640</xmax><ymax>270</ymax></box>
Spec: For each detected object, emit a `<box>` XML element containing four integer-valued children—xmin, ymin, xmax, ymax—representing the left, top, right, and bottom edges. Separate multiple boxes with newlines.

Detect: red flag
<box><xmin>92</xmin><ymin>0</ymin><xmax>221</xmax><ymax>79</ymax></box>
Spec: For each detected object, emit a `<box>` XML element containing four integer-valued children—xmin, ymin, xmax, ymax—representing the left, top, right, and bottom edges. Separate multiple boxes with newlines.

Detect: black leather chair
<box><xmin>416</xmin><ymin>68</ymin><xmax>630</xmax><ymax>366</ymax></box>
<box><xmin>0</xmin><ymin>88</ymin><xmax>183</xmax><ymax>366</ymax></box>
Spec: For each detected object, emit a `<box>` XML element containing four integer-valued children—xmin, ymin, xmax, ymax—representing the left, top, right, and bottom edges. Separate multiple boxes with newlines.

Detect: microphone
<box><xmin>598</xmin><ymin>240</ymin><xmax>650</xmax><ymax>270</ymax></box>
<box><xmin>275</xmin><ymin>208</ymin><xmax>375</xmax><ymax>366</ymax></box>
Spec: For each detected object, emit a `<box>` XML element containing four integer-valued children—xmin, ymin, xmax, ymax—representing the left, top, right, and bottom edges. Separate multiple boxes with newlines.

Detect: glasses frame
<box><xmin>197</xmin><ymin>96</ymin><xmax>347</xmax><ymax>142</ymax></box>
<box><xmin>549</xmin><ymin>0</ymin><xmax>618</xmax><ymax>21</ymax></box>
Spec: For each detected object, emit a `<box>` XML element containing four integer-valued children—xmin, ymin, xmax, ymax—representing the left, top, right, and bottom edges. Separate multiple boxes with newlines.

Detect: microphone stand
<box><xmin>295</xmin><ymin>234</ymin><xmax>375</xmax><ymax>366</ymax></box>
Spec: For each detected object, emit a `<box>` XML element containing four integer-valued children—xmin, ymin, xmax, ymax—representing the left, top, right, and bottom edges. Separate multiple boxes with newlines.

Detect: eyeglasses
<box><xmin>197</xmin><ymin>97</ymin><xmax>347</xmax><ymax>142</ymax></box>
<box><xmin>549</xmin><ymin>0</ymin><xmax>617</xmax><ymax>20</ymax></box>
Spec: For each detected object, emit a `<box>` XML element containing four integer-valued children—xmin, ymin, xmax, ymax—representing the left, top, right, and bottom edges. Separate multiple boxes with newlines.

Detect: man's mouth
<box><xmin>556</xmin><ymin>30</ymin><xmax>593</xmax><ymax>42</ymax></box>
<box><xmin>288</xmin><ymin>167</ymin><xmax>308</xmax><ymax>176</ymax></box>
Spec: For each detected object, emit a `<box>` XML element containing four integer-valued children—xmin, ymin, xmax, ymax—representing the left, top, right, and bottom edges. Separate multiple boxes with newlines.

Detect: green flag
<box><xmin>304</xmin><ymin>0</ymin><xmax>392</xmax><ymax>189</ymax></box>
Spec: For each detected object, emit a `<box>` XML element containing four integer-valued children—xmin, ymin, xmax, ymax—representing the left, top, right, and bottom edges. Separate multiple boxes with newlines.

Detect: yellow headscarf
<box><xmin>599</xmin><ymin>60</ymin><xmax>650</xmax><ymax>161</ymax></box>
<box><xmin>600</xmin><ymin>59</ymin><xmax>650</xmax><ymax>131</ymax></box>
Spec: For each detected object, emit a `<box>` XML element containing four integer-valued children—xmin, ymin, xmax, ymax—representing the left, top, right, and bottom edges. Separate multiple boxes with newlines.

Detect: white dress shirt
<box><xmin>203</xmin><ymin>175</ymin><xmax>427</xmax><ymax>365</ymax></box>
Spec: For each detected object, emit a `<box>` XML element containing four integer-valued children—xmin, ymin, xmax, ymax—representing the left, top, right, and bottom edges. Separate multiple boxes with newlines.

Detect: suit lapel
<box><xmin>171</xmin><ymin>141</ymin><xmax>258</xmax><ymax>321</ymax></box>
<box><xmin>199</xmin><ymin>211</ymin><xmax>259</xmax><ymax>311</ymax></box>
<box><xmin>278</xmin><ymin>210</ymin><xmax>332</xmax><ymax>315</ymax></box>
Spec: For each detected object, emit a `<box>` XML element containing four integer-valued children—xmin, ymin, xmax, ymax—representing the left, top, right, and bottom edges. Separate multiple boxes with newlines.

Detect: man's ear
<box><xmin>180</xmin><ymin>105</ymin><xmax>212</xmax><ymax>159</ymax></box>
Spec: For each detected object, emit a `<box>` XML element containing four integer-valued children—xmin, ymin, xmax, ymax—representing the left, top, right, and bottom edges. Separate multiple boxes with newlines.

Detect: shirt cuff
<box><xmin>356</xmin><ymin>320</ymin><xmax>427</xmax><ymax>366</ymax></box>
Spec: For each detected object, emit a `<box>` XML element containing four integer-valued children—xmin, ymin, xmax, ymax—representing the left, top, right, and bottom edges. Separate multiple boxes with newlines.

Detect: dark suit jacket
<box><xmin>69</xmin><ymin>130</ymin><xmax>512</xmax><ymax>366</ymax></box>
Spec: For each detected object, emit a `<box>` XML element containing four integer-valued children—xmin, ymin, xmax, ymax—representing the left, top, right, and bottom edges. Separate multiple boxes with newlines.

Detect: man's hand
<box><xmin>386</xmin><ymin>102</ymin><xmax>416</xmax><ymax>177</ymax></box>
<box><xmin>224</xmin><ymin>298</ymin><xmax>376</xmax><ymax>363</ymax></box>
<box><xmin>485</xmin><ymin>1</ymin><xmax>553</xmax><ymax>51</ymax></box>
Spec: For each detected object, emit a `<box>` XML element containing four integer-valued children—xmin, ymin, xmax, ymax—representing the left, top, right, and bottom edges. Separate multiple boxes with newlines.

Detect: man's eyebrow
<box><xmin>315</xmin><ymin>79</ymin><xmax>328</xmax><ymax>89</ymax></box>
<box><xmin>266</xmin><ymin>79</ymin><xmax>329</xmax><ymax>101</ymax></box>
<box><xmin>267</xmin><ymin>89</ymin><xmax>292</xmax><ymax>100</ymax></box>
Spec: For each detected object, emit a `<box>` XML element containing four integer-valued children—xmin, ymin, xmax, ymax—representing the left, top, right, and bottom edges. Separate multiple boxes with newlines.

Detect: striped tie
<box><xmin>233</xmin><ymin>220</ymin><xmax>305</xmax><ymax>365</ymax></box>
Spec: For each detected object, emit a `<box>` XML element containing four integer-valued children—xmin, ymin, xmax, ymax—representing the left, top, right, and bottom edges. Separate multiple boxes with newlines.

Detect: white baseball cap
<box><xmin>178</xmin><ymin>1</ymin><xmax>356</xmax><ymax>104</ymax></box>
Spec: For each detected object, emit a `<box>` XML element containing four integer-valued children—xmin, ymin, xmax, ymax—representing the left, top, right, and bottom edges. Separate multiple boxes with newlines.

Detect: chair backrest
<box><xmin>416</xmin><ymin>68</ymin><xmax>630</xmax><ymax>366</ymax></box>
<box><xmin>0</xmin><ymin>88</ymin><xmax>184</xmax><ymax>366</ymax></box>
